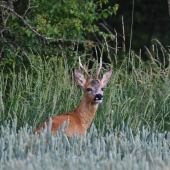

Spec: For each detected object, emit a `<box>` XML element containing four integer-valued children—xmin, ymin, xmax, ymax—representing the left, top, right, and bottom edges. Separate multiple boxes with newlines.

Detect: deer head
<box><xmin>34</xmin><ymin>57</ymin><xmax>113</xmax><ymax>136</ymax></box>
<box><xmin>74</xmin><ymin>57</ymin><xmax>113</xmax><ymax>104</ymax></box>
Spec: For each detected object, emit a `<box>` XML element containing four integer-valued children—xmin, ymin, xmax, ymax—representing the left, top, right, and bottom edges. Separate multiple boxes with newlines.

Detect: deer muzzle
<box><xmin>94</xmin><ymin>94</ymin><xmax>103</xmax><ymax>103</ymax></box>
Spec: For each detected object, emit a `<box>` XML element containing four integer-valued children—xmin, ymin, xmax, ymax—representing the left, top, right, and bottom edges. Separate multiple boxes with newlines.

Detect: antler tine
<box><xmin>79</xmin><ymin>57</ymin><xmax>92</xmax><ymax>79</ymax></box>
<box><xmin>95</xmin><ymin>57</ymin><xmax>102</xmax><ymax>79</ymax></box>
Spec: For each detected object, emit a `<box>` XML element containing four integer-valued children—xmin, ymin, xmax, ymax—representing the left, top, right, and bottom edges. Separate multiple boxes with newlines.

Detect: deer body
<box><xmin>35</xmin><ymin>57</ymin><xmax>112</xmax><ymax>136</ymax></box>
<box><xmin>35</xmin><ymin>98</ymin><xmax>99</xmax><ymax>136</ymax></box>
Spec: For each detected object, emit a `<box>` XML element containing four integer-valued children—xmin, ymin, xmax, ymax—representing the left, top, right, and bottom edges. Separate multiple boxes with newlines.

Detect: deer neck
<box><xmin>73</xmin><ymin>95</ymin><xmax>99</xmax><ymax>130</ymax></box>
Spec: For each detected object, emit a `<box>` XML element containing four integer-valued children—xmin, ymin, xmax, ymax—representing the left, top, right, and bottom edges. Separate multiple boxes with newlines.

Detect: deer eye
<box><xmin>101</xmin><ymin>88</ymin><xmax>104</xmax><ymax>91</ymax></box>
<box><xmin>87</xmin><ymin>88</ymin><xmax>92</xmax><ymax>92</ymax></box>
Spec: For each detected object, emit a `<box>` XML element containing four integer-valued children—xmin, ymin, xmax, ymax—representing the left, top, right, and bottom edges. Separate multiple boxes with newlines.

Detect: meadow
<box><xmin>0</xmin><ymin>48</ymin><xmax>170</xmax><ymax>169</ymax></box>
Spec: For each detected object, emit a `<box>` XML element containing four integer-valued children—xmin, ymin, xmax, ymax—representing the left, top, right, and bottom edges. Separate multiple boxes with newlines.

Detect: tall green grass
<box><xmin>0</xmin><ymin>51</ymin><xmax>170</xmax><ymax>133</ymax></box>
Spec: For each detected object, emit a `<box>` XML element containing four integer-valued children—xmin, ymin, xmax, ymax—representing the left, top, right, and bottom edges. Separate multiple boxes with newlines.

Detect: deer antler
<box><xmin>79</xmin><ymin>57</ymin><xmax>92</xmax><ymax>79</ymax></box>
<box><xmin>95</xmin><ymin>57</ymin><xmax>102</xmax><ymax>79</ymax></box>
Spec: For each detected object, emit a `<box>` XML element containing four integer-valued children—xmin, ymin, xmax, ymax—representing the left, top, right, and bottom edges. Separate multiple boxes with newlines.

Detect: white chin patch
<box><xmin>94</xmin><ymin>99</ymin><xmax>103</xmax><ymax>103</ymax></box>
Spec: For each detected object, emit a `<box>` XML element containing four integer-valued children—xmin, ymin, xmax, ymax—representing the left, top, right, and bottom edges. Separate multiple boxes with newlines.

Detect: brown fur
<box><xmin>34</xmin><ymin>60</ymin><xmax>113</xmax><ymax>137</ymax></box>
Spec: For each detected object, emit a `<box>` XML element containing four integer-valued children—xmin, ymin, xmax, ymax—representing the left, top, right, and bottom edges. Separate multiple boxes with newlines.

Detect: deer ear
<box><xmin>100</xmin><ymin>69</ymin><xmax>113</xmax><ymax>86</ymax></box>
<box><xmin>74</xmin><ymin>69</ymin><xmax>86</xmax><ymax>87</ymax></box>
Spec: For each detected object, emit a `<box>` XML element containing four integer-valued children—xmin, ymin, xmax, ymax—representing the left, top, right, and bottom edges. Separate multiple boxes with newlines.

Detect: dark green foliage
<box><xmin>0</xmin><ymin>0</ymin><xmax>118</xmax><ymax>70</ymax></box>
<box><xmin>104</xmin><ymin>0</ymin><xmax>170</xmax><ymax>60</ymax></box>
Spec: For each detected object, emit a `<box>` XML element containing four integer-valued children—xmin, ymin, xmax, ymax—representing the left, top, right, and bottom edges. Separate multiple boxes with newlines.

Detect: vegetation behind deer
<box><xmin>1</xmin><ymin>49</ymin><xmax>170</xmax><ymax>169</ymax></box>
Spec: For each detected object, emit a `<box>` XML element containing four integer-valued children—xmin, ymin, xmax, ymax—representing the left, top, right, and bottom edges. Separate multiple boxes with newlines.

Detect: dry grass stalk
<box><xmin>152</xmin><ymin>45</ymin><xmax>155</xmax><ymax>59</ymax></box>
<box><xmin>144</xmin><ymin>46</ymin><xmax>155</xmax><ymax>63</ymax></box>
<box><xmin>152</xmin><ymin>38</ymin><xmax>169</xmax><ymax>56</ymax></box>
<box><xmin>122</xmin><ymin>16</ymin><xmax>125</xmax><ymax>52</ymax></box>
<box><xmin>102</xmin><ymin>33</ymin><xmax>111</xmax><ymax>62</ymax></box>
<box><xmin>114</xmin><ymin>28</ymin><xmax>117</xmax><ymax>55</ymax></box>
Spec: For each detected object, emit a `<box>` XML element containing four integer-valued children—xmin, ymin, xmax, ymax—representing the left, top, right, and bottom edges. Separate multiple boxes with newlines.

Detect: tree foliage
<box><xmin>0</xmin><ymin>0</ymin><xmax>118</xmax><ymax>69</ymax></box>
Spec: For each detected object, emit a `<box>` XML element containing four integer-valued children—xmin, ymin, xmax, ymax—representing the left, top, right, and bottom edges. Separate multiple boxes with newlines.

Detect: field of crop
<box><xmin>1</xmin><ymin>51</ymin><xmax>170</xmax><ymax>169</ymax></box>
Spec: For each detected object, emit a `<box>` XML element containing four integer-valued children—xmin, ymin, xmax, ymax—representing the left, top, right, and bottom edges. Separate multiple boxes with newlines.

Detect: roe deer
<box><xmin>34</xmin><ymin>57</ymin><xmax>112</xmax><ymax>136</ymax></box>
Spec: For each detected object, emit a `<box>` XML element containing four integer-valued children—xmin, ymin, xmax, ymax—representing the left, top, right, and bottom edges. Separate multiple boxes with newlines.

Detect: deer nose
<box><xmin>94</xmin><ymin>94</ymin><xmax>103</xmax><ymax>101</ymax></box>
